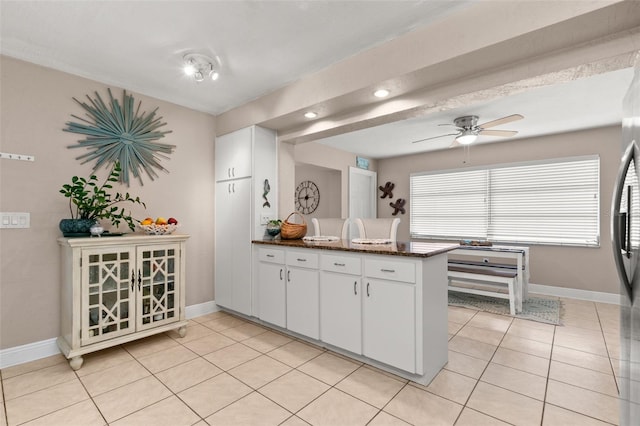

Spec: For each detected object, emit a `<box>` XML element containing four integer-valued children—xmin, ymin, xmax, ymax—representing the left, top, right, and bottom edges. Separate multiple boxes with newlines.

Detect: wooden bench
<box><xmin>448</xmin><ymin>263</ymin><xmax>521</xmax><ymax>315</ymax></box>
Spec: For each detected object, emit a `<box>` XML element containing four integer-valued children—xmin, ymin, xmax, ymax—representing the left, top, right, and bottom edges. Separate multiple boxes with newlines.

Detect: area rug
<box><xmin>448</xmin><ymin>291</ymin><xmax>562</xmax><ymax>325</ymax></box>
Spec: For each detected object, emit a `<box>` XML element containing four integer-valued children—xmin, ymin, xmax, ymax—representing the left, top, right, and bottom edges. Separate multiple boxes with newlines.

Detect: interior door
<box><xmin>349</xmin><ymin>167</ymin><xmax>377</xmax><ymax>239</ymax></box>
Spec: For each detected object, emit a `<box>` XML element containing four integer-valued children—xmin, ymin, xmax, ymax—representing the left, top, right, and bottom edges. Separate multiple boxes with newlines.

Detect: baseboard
<box><xmin>1</xmin><ymin>300</ymin><xmax>219</xmax><ymax>369</ymax></box>
<box><xmin>185</xmin><ymin>300</ymin><xmax>219</xmax><ymax>319</ymax></box>
<box><xmin>0</xmin><ymin>337</ymin><xmax>59</xmax><ymax>370</ymax></box>
<box><xmin>528</xmin><ymin>283</ymin><xmax>622</xmax><ymax>305</ymax></box>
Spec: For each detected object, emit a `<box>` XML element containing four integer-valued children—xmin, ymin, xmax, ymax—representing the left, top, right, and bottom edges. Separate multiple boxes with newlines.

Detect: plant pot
<box><xmin>59</xmin><ymin>218</ymin><xmax>95</xmax><ymax>237</ymax></box>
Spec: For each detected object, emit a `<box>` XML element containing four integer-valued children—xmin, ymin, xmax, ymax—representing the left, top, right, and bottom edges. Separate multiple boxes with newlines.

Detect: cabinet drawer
<box><xmin>286</xmin><ymin>251</ymin><xmax>319</xmax><ymax>269</ymax></box>
<box><xmin>365</xmin><ymin>258</ymin><xmax>415</xmax><ymax>283</ymax></box>
<box><xmin>258</xmin><ymin>248</ymin><xmax>285</xmax><ymax>264</ymax></box>
<box><xmin>321</xmin><ymin>254</ymin><xmax>361</xmax><ymax>275</ymax></box>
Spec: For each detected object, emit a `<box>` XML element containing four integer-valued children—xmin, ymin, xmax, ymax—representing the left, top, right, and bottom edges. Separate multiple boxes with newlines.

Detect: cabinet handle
<box><xmin>232</xmin><ymin>167</ymin><xmax>235</xmax><ymax>177</ymax></box>
<box><xmin>334</xmin><ymin>262</ymin><xmax>345</xmax><ymax>266</ymax></box>
<box><xmin>137</xmin><ymin>269</ymin><xmax>142</xmax><ymax>291</ymax></box>
<box><xmin>354</xmin><ymin>281</ymin><xmax>357</xmax><ymax>295</ymax></box>
<box><xmin>296</xmin><ymin>258</ymin><xmax>307</xmax><ymax>262</ymax></box>
<box><xmin>367</xmin><ymin>282</ymin><xmax>370</xmax><ymax>297</ymax></box>
<box><xmin>131</xmin><ymin>269</ymin><xmax>135</xmax><ymax>291</ymax></box>
<box><xmin>227</xmin><ymin>168</ymin><xmax>231</xmax><ymax>178</ymax></box>
<box><xmin>280</xmin><ymin>268</ymin><xmax>283</xmax><ymax>280</ymax></box>
<box><xmin>266</xmin><ymin>254</ymin><xmax>275</xmax><ymax>258</ymax></box>
<box><xmin>228</xmin><ymin>183</ymin><xmax>231</xmax><ymax>193</ymax></box>
<box><xmin>232</xmin><ymin>183</ymin><xmax>235</xmax><ymax>193</ymax></box>
<box><xmin>287</xmin><ymin>270</ymin><xmax>291</xmax><ymax>282</ymax></box>
<box><xmin>381</xmin><ymin>268</ymin><xmax>395</xmax><ymax>273</ymax></box>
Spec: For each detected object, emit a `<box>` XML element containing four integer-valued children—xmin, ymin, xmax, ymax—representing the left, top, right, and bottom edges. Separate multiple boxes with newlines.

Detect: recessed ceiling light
<box><xmin>374</xmin><ymin>89</ymin><xmax>390</xmax><ymax>98</ymax></box>
<box><xmin>304</xmin><ymin>111</ymin><xmax>318</xmax><ymax>119</ymax></box>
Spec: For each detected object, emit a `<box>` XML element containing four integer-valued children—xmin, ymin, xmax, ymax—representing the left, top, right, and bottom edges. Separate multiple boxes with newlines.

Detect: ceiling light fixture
<box><xmin>183</xmin><ymin>53</ymin><xmax>220</xmax><ymax>82</ymax></box>
<box><xmin>374</xmin><ymin>89</ymin><xmax>390</xmax><ymax>98</ymax></box>
<box><xmin>456</xmin><ymin>130</ymin><xmax>478</xmax><ymax>145</ymax></box>
<box><xmin>304</xmin><ymin>111</ymin><xmax>318</xmax><ymax>119</ymax></box>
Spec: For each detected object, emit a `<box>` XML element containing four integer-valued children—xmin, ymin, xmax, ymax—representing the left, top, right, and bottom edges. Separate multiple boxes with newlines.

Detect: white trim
<box><xmin>528</xmin><ymin>283</ymin><xmax>622</xmax><ymax>305</ymax></box>
<box><xmin>1</xmin><ymin>300</ymin><xmax>219</xmax><ymax>369</ymax></box>
<box><xmin>185</xmin><ymin>300</ymin><xmax>219</xmax><ymax>319</ymax></box>
<box><xmin>0</xmin><ymin>338</ymin><xmax>59</xmax><ymax>369</ymax></box>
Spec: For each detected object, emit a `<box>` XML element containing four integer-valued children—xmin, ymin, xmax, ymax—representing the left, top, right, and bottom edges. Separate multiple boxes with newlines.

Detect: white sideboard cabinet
<box><xmin>57</xmin><ymin>234</ymin><xmax>189</xmax><ymax>370</ymax></box>
<box><xmin>215</xmin><ymin>125</ymin><xmax>277</xmax><ymax>316</ymax></box>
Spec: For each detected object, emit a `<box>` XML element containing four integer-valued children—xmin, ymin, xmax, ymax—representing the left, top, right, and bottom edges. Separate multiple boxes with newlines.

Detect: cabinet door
<box><xmin>215</xmin><ymin>179</ymin><xmax>252</xmax><ymax>315</ymax></box>
<box><xmin>258</xmin><ymin>262</ymin><xmax>286</xmax><ymax>327</ymax></box>
<box><xmin>136</xmin><ymin>244</ymin><xmax>182</xmax><ymax>331</ymax></box>
<box><xmin>81</xmin><ymin>247</ymin><xmax>136</xmax><ymax>346</ymax></box>
<box><xmin>286</xmin><ymin>267</ymin><xmax>319</xmax><ymax>339</ymax></box>
<box><xmin>320</xmin><ymin>271</ymin><xmax>362</xmax><ymax>354</ymax></box>
<box><xmin>363</xmin><ymin>279</ymin><xmax>416</xmax><ymax>373</ymax></box>
<box><xmin>215</xmin><ymin>127</ymin><xmax>252</xmax><ymax>181</ymax></box>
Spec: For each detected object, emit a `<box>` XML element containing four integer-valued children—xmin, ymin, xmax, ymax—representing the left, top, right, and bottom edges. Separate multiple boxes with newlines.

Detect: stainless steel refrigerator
<box><xmin>612</xmin><ymin>65</ymin><xmax>640</xmax><ymax>425</ymax></box>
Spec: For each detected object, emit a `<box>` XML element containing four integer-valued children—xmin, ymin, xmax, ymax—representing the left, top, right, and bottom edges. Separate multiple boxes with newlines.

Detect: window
<box><xmin>410</xmin><ymin>156</ymin><xmax>600</xmax><ymax>246</ymax></box>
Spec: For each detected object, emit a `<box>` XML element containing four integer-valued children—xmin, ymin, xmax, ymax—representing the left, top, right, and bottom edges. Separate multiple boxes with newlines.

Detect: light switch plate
<box><xmin>0</xmin><ymin>212</ymin><xmax>30</xmax><ymax>228</ymax></box>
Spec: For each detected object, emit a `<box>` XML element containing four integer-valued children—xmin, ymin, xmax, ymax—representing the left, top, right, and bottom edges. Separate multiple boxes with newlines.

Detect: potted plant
<box><xmin>59</xmin><ymin>161</ymin><xmax>146</xmax><ymax>236</ymax></box>
<box><xmin>266</xmin><ymin>219</ymin><xmax>282</xmax><ymax>237</ymax></box>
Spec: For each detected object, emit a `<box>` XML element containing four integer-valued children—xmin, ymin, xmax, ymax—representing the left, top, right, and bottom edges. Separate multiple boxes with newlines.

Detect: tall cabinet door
<box><xmin>215</xmin><ymin>178</ymin><xmax>252</xmax><ymax>315</ymax></box>
<box><xmin>215</xmin><ymin>181</ymin><xmax>234</xmax><ymax>309</ymax></box>
<box><xmin>231</xmin><ymin>178</ymin><xmax>252</xmax><ymax>315</ymax></box>
<box><xmin>81</xmin><ymin>247</ymin><xmax>136</xmax><ymax>346</ymax></box>
<box><xmin>136</xmin><ymin>244</ymin><xmax>181</xmax><ymax>331</ymax></box>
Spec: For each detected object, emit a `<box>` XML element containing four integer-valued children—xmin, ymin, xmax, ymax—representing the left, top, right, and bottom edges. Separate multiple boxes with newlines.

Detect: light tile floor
<box><xmin>0</xmin><ymin>297</ymin><xmax>622</xmax><ymax>425</ymax></box>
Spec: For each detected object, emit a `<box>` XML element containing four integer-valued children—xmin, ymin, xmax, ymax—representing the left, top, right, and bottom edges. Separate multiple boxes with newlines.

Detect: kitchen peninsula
<box><xmin>250</xmin><ymin>239</ymin><xmax>458</xmax><ymax>385</ymax></box>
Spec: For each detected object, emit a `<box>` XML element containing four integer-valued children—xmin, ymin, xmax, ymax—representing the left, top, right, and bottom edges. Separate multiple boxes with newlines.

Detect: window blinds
<box><xmin>410</xmin><ymin>156</ymin><xmax>600</xmax><ymax>246</ymax></box>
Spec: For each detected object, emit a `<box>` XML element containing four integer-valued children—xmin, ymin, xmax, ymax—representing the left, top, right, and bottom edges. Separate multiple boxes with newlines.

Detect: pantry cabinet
<box><xmin>215</xmin><ymin>126</ymin><xmax>277</xmax><ymax>316</ymax></box>
<box><xmin>57</xmin><ymin>234</ymin><xmax>189</xmax><ymax>370</ymax></box>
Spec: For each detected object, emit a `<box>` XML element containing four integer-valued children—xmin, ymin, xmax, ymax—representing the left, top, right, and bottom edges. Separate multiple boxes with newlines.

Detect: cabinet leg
<box><xmin>177</xmin><ymin>325</ymin><xmax>187</xmax><ymax>338</ymax></box>
<box><xmin>69</xmin><ymin>356</ymin><xmax>83</xmax><ymax>371</ymax></box>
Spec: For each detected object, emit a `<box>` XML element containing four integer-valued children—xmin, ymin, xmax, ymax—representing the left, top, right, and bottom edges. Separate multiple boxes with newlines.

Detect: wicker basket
<box><xmin>280</xmin><ymin>212</ymin><xmax>307</xmax><ymax>239</ymax></box>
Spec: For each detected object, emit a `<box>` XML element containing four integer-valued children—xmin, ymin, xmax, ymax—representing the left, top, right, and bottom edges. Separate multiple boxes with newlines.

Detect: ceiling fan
<box><xmin>411</xmin><ymin>114</ymin><xmax>524</xmax><ymax>147</ymax></box>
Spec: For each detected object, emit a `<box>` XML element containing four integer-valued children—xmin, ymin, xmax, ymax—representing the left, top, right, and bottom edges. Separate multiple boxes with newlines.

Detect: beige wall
<box><xmin>377</xmin><ymin>126</ymin><xmax>621</xmax><ymax>294</ymax></box>
<box><xmin>295</xmin><ymin>164</ymin><xmax>341</xmax><ymax>236</ymax></box>
<box><xmin>0</xmin><ymin>56</ymin><xmax>216</xmax><ymax>349</ymax></box>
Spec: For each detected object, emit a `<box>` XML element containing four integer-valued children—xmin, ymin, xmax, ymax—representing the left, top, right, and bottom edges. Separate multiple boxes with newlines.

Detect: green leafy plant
<box><xmin>59</xmin><ymin>162</ymin><xmax>146</xmax><ymax>231</ymax></box>
<box><xmin>267</xmin><ymin>219</ymin><xmax>282</xmax><ymax>226</ymax></box>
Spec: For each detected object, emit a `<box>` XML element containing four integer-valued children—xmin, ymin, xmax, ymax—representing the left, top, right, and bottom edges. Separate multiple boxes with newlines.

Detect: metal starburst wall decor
<box><xmin>64</xmin><ymin>89</ymin><xmax>174</xmax><ymax>185</ymax></box>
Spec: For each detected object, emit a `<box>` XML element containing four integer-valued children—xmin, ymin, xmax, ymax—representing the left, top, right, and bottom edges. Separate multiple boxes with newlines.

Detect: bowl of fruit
<box><xmin>139</xmin><ymin>217</ymin><xmax>179</xmax><ymax>235</ymax></box>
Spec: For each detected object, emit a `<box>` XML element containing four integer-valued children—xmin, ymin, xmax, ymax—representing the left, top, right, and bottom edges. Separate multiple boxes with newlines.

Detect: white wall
<box><xmin>295</xmin><ymin>164</ymin><xmax>341</xmax><ymax>236</ymax></box>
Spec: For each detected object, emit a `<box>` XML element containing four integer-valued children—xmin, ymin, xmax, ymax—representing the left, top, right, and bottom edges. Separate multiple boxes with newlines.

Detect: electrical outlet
<box><xmin>260</xmin><ymin>214</ymin><xmax>273</xmax><ymax>225</ymax></box>
<box><xmin>0</xmin><ymin>212</ymin><xmax>30</xmax><ymax>228</ymax></box>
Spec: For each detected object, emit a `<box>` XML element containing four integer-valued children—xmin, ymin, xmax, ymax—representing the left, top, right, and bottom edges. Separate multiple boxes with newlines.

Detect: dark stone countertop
<box><xmin>252</xmin><ymin>238</ymin><xmax>458</xmax><ymax>258</ymax></box>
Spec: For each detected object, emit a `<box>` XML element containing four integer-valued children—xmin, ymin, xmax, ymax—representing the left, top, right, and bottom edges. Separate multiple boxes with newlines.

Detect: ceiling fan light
<box><xmin>456</xmin><ymin>132</ymin><xmax>478</xmax><ymax>145</ymax></box>
<box><xmin>210</xmin><ymin>70</ymin><xmax>219</xmax><ymax>81</ymax></box>
<box><xmin>183</xmin><ymin>63</ymin><xmax>197</xmax><ymax>76</ymax></box>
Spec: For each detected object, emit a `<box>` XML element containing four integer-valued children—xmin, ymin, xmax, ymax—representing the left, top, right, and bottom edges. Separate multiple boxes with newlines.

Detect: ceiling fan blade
<box><xmin>449</xmin><ymin>139</ymin><xmax>461</xmax><ymax>148</ymax></box>
<box><xmin>479</xmin><ymin>129</ymin><xmax>518</xmax><ymax>137</ymax></box>
<box><xmin>411</xmin><ymin>132</ymin><xmax>460</xmax><ymax>144</ymax></box>
<box><xmin>478</xmin><ymin>114</ymin><xmax>523</xmax><ymax>129</ymax></box>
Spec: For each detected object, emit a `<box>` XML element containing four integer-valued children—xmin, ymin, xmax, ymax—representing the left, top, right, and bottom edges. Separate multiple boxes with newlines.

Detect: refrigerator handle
<box><xmin>612</xmin><ymin>140</ymin><xmax>636</xmax><ymax>299</ymax></box>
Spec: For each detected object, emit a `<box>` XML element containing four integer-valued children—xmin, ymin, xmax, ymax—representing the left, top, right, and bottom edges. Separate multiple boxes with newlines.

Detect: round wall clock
<box><xmin>295</xmin><ymin>180</ymin><xmax>320</xmax><ymax>214</ymax></box>
<box><xmin>64</xmin><ymin>88</ymin><xmax>174</xmax><ymax>186</ymax></box>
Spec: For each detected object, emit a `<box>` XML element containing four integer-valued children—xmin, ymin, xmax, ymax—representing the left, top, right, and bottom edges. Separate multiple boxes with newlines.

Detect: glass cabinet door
<box><xmin>136</xmin><ymin>244</ymin><xmax>181</xmax><ymax>331</ymax></box>
<box><xmin>81</xmin><ymin>247</ymin><xmax>136</xmax><ymax>345</ymax></box>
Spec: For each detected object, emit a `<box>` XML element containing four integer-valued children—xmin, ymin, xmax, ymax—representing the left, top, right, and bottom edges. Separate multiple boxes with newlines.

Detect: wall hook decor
<box><xmin>64</xmin><ymin>88</ymin><xmax>174</xmax><ymax>186</ymax></box>
<box><xmin>379</xmin><ymin>181</ymin><xmax>394</xmax><ymax>199</ymax></box>
<box><xmin>390</xmin><ymin>198</ymin><xmax>406</xmax><ymax>215</ymax></box>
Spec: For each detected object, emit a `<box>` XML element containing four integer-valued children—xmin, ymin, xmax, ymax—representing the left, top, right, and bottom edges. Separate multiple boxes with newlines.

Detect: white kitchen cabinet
<box><xmin>252</xmin><ymin>241</ymin><xmax>452</xmax><ymax>385</ymax></box>
<box><xmin>363</xmin><ymin>278</ymin><xmax>416</xmax><ymax>373</ymax></box>
<box><xmin>215</xmin><ymin>178</ymin><xmax>252</xmax><ymax>315</ymax></box>
<box><xmin>57</xmin><ymin>234</ymin><xmax>189</xmax><ymax>370</ymax></box>
<box><xmin>257</xmin><ymin>247</ymin><xmax>286</xmax><ymax>327</ymax></box>
<box><xmin>320</xmin><ymin>254</ymin><xmax>362</xmax><ymax>354</ymax></box>
<box><xmin>215</xmin><ymin>126</ymin><xmax>277</xmax><ymax>316</ymax></box>
<box><xmin>285</xmin><ymin>250</ymin><xmax>320</xmax><ymax>339</ymax></box>
<box><xmin>215</xmin><ymin>126</ymin><xmax>252</xmax><ymax>182</ymax></box>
